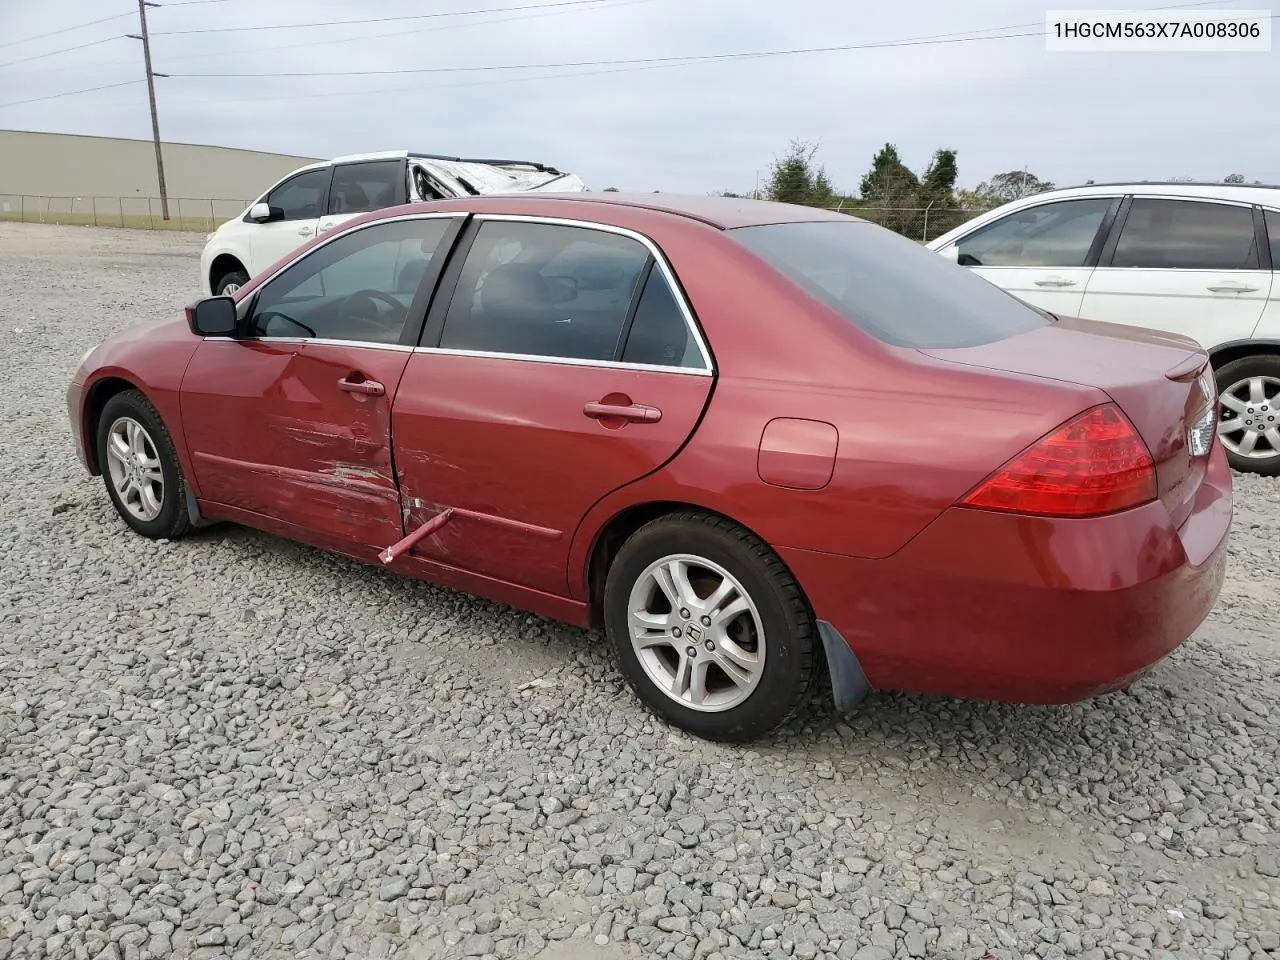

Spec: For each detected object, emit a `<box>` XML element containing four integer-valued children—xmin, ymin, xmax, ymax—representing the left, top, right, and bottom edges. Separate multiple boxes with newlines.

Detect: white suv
<box><xmin>927</xmin><ymin>182</ymin><xmax>1280</xmax><ymax>474</ymax></box>
<box><xmin>199</xmin><ymin>149</ymin><xmax>587</xmax><ymax>298</ymax></box>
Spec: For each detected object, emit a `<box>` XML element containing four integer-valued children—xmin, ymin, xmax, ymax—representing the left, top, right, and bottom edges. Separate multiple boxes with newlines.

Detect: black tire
<box><xmin>602</xmin><ymin>511</ymin><xmax>815</xmax><ymax>743</ymax></box>
<box><xmin>95</xmin><ymin>389</ymin><xmax>193</xmax><ymax>540</ymax></box>
<box><xmin>1214</xmin><ymin>354</ymin><xmax>1280</xmax><ymax>476</ymax></box>
<box><xmin>213</xmin><ymin>268</ymin><xmax>249</xmax><ymax>297</ymax></box>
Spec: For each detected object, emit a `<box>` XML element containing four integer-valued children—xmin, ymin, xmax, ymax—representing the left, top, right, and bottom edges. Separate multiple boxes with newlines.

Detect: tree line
<box><xmin>716</xmin><ymin>139</ymin><xmax>1255</xmax><ymax>241</ymax></box>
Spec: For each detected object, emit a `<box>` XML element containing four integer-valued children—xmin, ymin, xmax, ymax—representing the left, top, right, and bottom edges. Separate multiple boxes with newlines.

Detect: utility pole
<box><xmin>127</xmin><ymin>0</ymin><xmax>169</xmax><ymax>220</ymax></box>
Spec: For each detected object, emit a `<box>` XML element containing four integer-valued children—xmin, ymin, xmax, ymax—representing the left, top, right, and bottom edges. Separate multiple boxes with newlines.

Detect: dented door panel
<box><xmin>181</xmin><ymin>338</ymin><xmax>410</xmax><ymax>549</ymax></box>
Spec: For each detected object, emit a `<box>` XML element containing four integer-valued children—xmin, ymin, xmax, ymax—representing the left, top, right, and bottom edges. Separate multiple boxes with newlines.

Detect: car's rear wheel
<box><xmin>214</xmin><ymin>268</ymin><xmax>249</xmax><ymax>297</ymax></box>
<box><xmin>602</xmin><ymin>511</ymin><xmax>815</xmax><ymax>743</ymax></box>
<box><xmin>1215</xmin><ymin>355</ymin><xmax>1280</xmax><ymax>476</ymax></box>
<box><xmin>96</xmin><ymin>389</ymin><xmax>192</xmax><ymax>540</ymax></box>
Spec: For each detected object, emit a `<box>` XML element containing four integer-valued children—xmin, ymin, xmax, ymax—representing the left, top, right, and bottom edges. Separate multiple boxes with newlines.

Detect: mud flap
<box><xmin>817</xmin><ymin>620</ymin><xmax>870</xmax><ymax>714</ymax></box>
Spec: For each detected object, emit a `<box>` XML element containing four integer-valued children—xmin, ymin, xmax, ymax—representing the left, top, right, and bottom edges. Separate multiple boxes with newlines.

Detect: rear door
<box><xmin>1078</xmin><ymin>196</ymin><xmax>1273</xmax><ymax>347</ymax></box>
<box><xmin>317</xmin><ymin>159</ymin><xmax>410</xmax><ymax>239</ymax></box>
<box><xmin>943</xmin><ymin>196</ymin><xmax>1121</xmax><ymax>315</ymax></box>
<box><xmin>248</xmin><ymin>166</ymin><xmax>332</xmax><ymax>275</ymax></box>
<box><xmin>390</xmin><ymin>215</ymin><xmax>714</xmax><ymax>595</ymax></box>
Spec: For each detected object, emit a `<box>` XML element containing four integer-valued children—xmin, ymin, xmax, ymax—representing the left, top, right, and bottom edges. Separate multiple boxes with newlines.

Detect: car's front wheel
<box><xmin>603</xmin><ymin>511</ymin><xmax>816</xmax><ymax>743</ymax></box>
<box><xmin>96</xmin><ymin>389</ymin><xmax>192</xmax><ymax>540</ymax></box>
<box><xmin>1215</xmin><ymin>354</ymin><xmax>1280</xmax><ymax>476</ymax></box>
<box><xmin>213</xmin><ymin>268</ymin><xmax>249</xmax><ymax>297</ymax></box>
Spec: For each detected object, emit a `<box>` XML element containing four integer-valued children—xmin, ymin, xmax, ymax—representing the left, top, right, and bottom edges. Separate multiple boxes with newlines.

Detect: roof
<box><xmin>325</xmin><ymin>149</ymin><xmax>563</xmax><ymax>173</ymax></box>
<box><xmin>1013</xmin><ymin>180</ymin><xmax>1280</xmax><ymax>207</ymax></box>
<box><xmin>493</xmin><ymin>192</ymin><xmax>865</xmax><ymax>229</ymax></box>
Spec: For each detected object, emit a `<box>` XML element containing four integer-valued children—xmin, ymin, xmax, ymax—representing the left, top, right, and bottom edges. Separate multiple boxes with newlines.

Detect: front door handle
<box><xmin>338</xmin><ymin>375</ymin><xmax>385</xmax><ymax>397</ymax></box>
<box><xmin>297</xmin><ymin>226</ymin><xmax>313</xmax><ymax>237</ymax></box>
<box><xmin>1207</xmin><ymin>282</ymin><xmax>1258</xmax><ymax>293</ymax></box>
<box><xmin>1033</xmin><ymin>276</ymin><xmax>1077</xmax><ymax>287</ymax></box>
<box><xmin>583</xmin><ymin>401</ymin><xmax>662</xmax><ymax>423</ymax></box>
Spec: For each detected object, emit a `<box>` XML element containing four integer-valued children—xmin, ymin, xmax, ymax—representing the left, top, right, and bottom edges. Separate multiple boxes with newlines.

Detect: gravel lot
<box><xmin>1</xmin><ymin>221</ymin><xmax>1278</xmax><ymax>960</ymax></box>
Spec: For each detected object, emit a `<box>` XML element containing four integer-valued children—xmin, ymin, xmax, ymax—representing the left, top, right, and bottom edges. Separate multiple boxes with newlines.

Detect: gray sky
<box><xmin>1</xmin><ymin>0</ymin><xmax>1274</xmax><ymax>194</ymax></box>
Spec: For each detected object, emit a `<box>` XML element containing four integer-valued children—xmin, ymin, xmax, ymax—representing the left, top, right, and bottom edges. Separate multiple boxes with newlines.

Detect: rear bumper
<box><xmin>783</xmin><ymin>442</ymin><xmax>1232</xmax><ymax>704</ymax></box>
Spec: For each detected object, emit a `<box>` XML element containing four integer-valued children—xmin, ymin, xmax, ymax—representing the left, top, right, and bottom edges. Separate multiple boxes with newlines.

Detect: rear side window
<box><xmin>731</xmin><ymin>220</ymin><xmax>1050</xmax><ymax>349</ymax></box>
<box><xmin>1266</xmin><ymin>210</ymin><xmax>1280</xmax><ymax>268</ymax></box>
<box><xmin>1110</xmin><ymin>199</ymin><xmax>1259</xmax><ymax>270</ymax></box>
<box><xmin>328</xmin><ymin>160</ymin><xmax>404</xmax><ymax>216</ymax></box>
<box><xmin>955</xmin><ymin>198</ymin><xmax>1114</xmax><ymax>267</ymax></box>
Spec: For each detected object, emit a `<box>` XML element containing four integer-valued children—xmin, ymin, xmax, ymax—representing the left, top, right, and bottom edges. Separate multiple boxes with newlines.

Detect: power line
<box><xmin>0</xmin><ymin>79</ymin><xmax>144</xmax><ymax>109</ymax></box>
<box><xmin>0</xmin><ymin>11</ymin><xmax>134</xmax><ymax>51</ymax></box>
<box><xmin>150</xmin><ymin>0</ymin><xmax>648</xmax><ymax>66</ymax></box>
<box><xmin>168</xmin><ymin>27</ymin><xmax>1050</xmax><ymax>79</ymax></box>
<box><xmin>149</xmin><ymin>0</ymin><xmax>637</xmax><ymax>35</ymax></box>
<box><xmin>162</xmin><ymin>0</ymin><xmax>1264</xmax><ymax>79</ymax></box>
<box><xmin>0</xmin><ymin>37</ymin><xmax>125</xmax><ymax>70</ymax></box>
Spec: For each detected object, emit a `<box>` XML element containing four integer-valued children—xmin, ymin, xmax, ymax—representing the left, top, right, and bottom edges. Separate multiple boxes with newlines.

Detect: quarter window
<box><xmin>265</xmin><ymin>168</ymin><xmax>331</xmax><ymax>222</ymax></box>
<box><xmin>248</xmin><ymin>218</ymin><xmax>454</xmax><ymax>344</ymax></box>
<box><xmin>328</xmin><ymin>160</ymin><xmax>404</xmax><ymax>216</ymax></box>
<box><xmin>620</xmin><ymin>267</ymin><xmax>703</xmax><ymax>368</ymax></box>
<box><xmin>438</xmin><ymin>221</ymin><xmax>651</xmax><ymax>362</ymax></box>
<box><xmin>1110</xmin><ymin>199</ymin><xmax>1259</xmax><ymax>270</ymax></box>
<box><xmin>955</xmin><ymin>198</ymin><xmax>1114</xmax><ymax>267</ymax></box>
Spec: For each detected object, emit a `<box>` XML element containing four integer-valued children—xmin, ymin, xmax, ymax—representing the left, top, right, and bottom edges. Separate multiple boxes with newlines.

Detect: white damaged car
<box><xmin>199</xmin><ymin>150</ymin><xmax>588</xmax><ymax>296</ymax></box>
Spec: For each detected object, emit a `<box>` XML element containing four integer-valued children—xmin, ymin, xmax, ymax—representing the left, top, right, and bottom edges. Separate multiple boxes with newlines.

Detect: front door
<box><xmin>247</xmin><ymin>166</ymin><xmax>333</xmax><ymax>276</ymax></box>
<box><xmin>391</xmin><ymin>216</ymin><xmax>715</xmax><ymax>595</ymax></box>
<box><xmin>947</xmin><ymin>195</ymin><xmax>1121</xmax><ymax>316</ymax></box>
<box><xmin>181</xmin><ymin>213</ymin><xmax>463</xmax><ymax>554</ymax></box>
<box><xmin>1078</xmin><ymin>196</ymin><xmax>1273</xmax><ymax>347</ymax></box>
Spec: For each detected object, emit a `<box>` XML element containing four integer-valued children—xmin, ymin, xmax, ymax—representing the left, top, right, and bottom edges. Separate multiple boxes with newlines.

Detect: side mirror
<box><xmin>939</xmin><ymin>244</ymin><xmax>961</xmax><ymax>263</ymax></box>
<box><xmin>185</xmin><ymin>296</ymin><xmax>238</xmax><ymax>337</ymax></box>
<box><xmin>247</xmin><ymin>202</ymin><xmax>281</xmax><ymax>223</ymax></box>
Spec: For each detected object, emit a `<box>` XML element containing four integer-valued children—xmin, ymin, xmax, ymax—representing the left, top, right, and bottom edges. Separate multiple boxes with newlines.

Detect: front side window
<box><xmin>732</xmin><ymin>219</ymin><xmax>1050</xmax><ymax>349</ymax></box>
<box><xmin>266</xmin><ymin>168</ymin><xmax>331</xmax><ymax>222</ymax></box>
<box><xmin>1111</xmin><ymin>199</ymin><xmax>1259</xmax><ymax>270</ymax></box>
<box><xmin>328</xmin><ymin>161</ymin><xmax>404</xmax><ymax>216</ymax></box>
<box><xmin>955</xmin><ymin>198</ymin><xmax>1115</xmax><ymax>268</ymax></box>
<box><xmin>438</xmin><ymin>220</ymin><xmax>650</xmax><ymax>361</ymax></box>
<box><xmin>248</xmin><ymin>218</ymin><xmax>454</xmax><ymax>344</ymax></box>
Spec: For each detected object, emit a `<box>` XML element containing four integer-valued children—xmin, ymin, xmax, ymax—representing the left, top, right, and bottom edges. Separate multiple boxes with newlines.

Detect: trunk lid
<box><xmin>921</xmin><ymin>313</ymin><xmax>1216</xmax><ymax>528</ymax></box>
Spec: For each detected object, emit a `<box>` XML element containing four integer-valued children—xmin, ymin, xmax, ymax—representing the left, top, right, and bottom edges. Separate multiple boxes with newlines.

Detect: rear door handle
<box><xmin>583</xmin><ymin>401</ymin><xmax>662</xmax><ymax>423</ymax></box>
<box><xmin>1207</xmin><ymin>282</ymin><xmax>1258</xmax><ymax>293</ymax></box>
<box><xmin>1033</xmin><ymin>277</ymin><xmax>1077</xmax><ymax>287</ymax></box>
<box><xmin>338</xmin><ymin>375</ymin><xmax>385</xmax><ymax>396</ymax></box>
<box><xmin>297</xmin><ymin>226</ymin><xmax>313</xmax><ymax>237</ymax></box>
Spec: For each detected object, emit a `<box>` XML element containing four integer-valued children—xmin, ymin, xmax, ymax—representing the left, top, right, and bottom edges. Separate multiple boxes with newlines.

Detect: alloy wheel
<box><xmin>626</xmin><ymin>554</ymin><xmax>766</xmax><ymax>712</ymax></box>
<box><xmin>105</xmin><ymin>416</ymin><xmax>165</xmax><ymax>522</ymax></box>
<box><xmin>1218</xmin><ymin>375</ymin><xmax>1280</xmax><ymax>461</ymax></box>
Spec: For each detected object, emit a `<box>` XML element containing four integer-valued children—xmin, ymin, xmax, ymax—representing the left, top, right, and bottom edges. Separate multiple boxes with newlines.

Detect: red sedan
<box><xmin>67</xmin><ymin>193</ymin><xmax>1232</xmax><ymax>742</ymax></box>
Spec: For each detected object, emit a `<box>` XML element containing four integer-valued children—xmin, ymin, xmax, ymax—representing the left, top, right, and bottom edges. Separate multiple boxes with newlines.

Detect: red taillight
<box><xmin>960</xmin><ymin>403</ymin><xmax>1157</xmax><ymax>518</ymax></box>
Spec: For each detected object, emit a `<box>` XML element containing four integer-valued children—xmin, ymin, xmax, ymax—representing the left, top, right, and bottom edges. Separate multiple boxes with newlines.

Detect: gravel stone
<box><xmin>0</xmin><ymin>221</ymin><xmax>1277</xmax><ymax>959</ymax></box>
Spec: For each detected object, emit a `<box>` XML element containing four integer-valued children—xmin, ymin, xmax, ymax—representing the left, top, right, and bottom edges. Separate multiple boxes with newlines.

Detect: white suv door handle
<box><xmin>1034</xmin><ymin>276</ymin><xmax>1077</xmax><ymax>287</ymax></box>
<box><xmin>297</xmin><ymin>226</ymin><xmax>313</xmax><ymax>237</ymax></box>
<box><xmin>1207</xmin><ymin>282</ymin><xmax>1258</xmax><ymax>293</ymax></box>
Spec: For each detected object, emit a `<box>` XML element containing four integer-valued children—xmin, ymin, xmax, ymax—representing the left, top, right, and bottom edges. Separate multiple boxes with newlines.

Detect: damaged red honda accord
<box><xmin>67</xmin><ymin>193</ymin><xmax>1231</xmax><ymax>742</ymax></box>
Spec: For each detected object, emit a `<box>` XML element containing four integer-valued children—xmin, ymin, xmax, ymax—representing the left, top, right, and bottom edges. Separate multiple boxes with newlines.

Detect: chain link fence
<box><xmin>0</xmin><ymin>194</ymin><xmax>1002</xmax><ymax>241</ymax></box>
<box><xmin>0</xmin><ymin>195</ymin><xmax>251</xmax><ymax>233</ymax></box>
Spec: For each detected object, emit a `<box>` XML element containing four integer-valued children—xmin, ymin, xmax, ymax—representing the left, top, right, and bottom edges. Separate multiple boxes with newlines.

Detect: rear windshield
<box><xmin>729</xmin><ymin>220</ymin><xmax>1051</xmax><ymax>349</ymax></box>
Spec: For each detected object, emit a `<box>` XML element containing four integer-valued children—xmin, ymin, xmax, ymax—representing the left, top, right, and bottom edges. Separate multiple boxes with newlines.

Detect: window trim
<box><xmin>1096</xmin><ymin>194</ymin><xmax>1267</xmax><ymax>271</ymax></box>
<box><xmin>324</xmin><ymin>158</ymin><xmax>409</xmax><ymax>217</ymax></box>
<box><xmin>951</xmin><ymin>194</ymin><xmax>1125</xmax><ymax>269</ymax></box>
<box><xmin>416</xmin><ymin>213</ymin><xmax>715</xmax><ymax>376</ymax></box>
<box><xmin>212</xmin><ymin>212</ymin><xmax>469</xmax><ymax>350</ymax></box>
